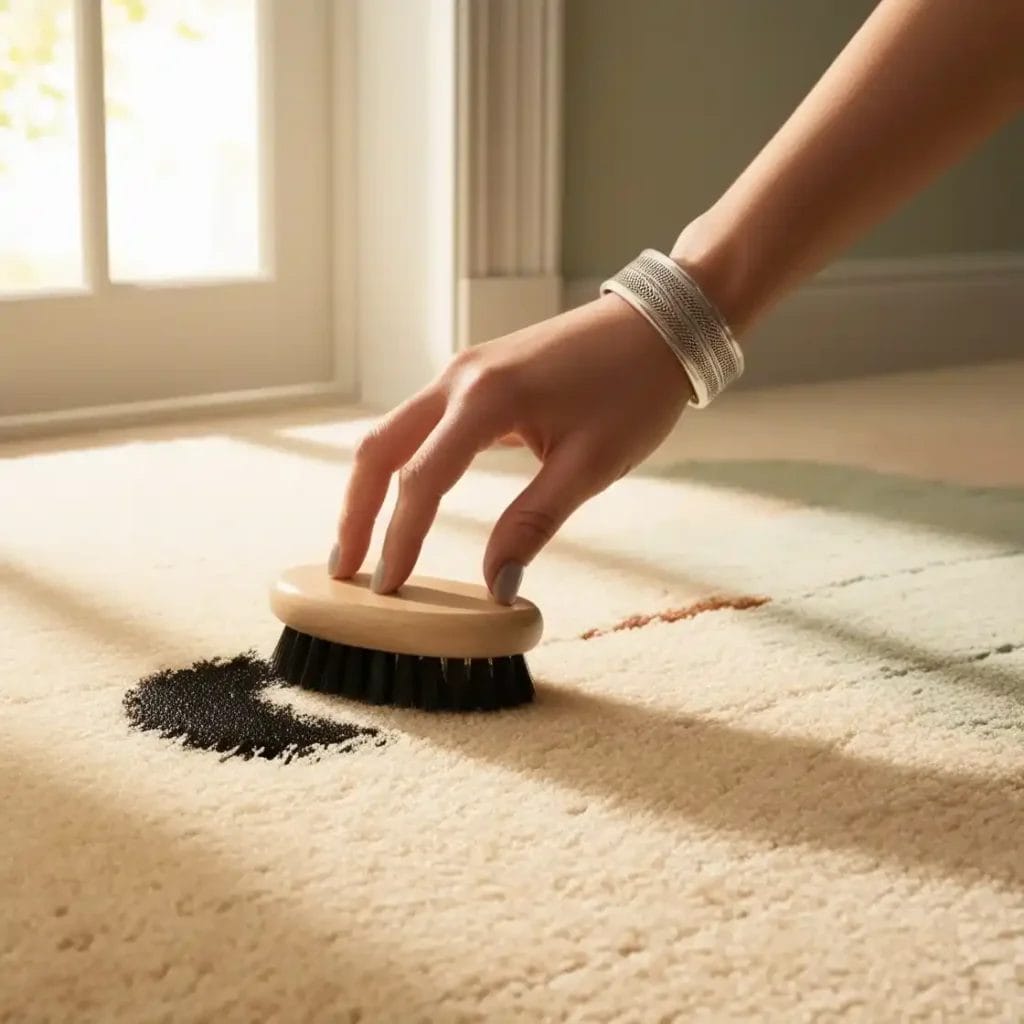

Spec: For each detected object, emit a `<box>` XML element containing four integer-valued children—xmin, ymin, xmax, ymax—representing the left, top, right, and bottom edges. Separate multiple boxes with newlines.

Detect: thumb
<box><xmin>484</xmin><ymin>444</ymin><xmax>598</xmax><ymax>604</ymax></box>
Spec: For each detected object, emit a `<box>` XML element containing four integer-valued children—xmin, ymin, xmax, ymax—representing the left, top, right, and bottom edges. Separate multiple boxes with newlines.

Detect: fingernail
<box><xmin>370</xmin><ymin>559</ymin><xmax>387</xmax><ymax>594</ymax></box>
<box><xmin>493</xmin><ymin>562</ymin><xmax>524</xmax><ymax>606</ymax></box>
<box><xmin>327</xmin><ymin>542</ymin><xmax>341</xmax><ymax>577</ymax></box>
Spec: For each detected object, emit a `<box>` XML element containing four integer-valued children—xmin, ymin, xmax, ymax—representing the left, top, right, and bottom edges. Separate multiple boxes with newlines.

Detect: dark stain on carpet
<box><xmin>581</xmin><ymin>596</ymin><xmax>770</xmax><ymax>640</ymax></box>
<box><xmin>124</xmin><ymin>651</ymin><xmax>380</xmax><ymax>762</ymax></box>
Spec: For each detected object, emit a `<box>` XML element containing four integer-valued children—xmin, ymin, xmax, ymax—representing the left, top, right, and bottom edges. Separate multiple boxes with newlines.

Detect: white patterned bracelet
<box><xmin>600</xmin><ymin>248</ymin><xmax>744</xmax><ymax>408</ymax></box>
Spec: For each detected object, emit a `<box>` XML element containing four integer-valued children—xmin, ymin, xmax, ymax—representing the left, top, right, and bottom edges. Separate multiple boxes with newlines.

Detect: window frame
<box><xmin>0</xmin><ymin>0</ymin><xmax>337</xmax><ymax>422</ymax></box>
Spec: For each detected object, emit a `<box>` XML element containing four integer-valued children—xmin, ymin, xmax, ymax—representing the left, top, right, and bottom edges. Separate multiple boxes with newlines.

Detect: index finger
<box><xmin>331</xmin><ymin>388</ymin><xmax>445</xmax><ymax>579</ymax></box>
<box><xmin>372</xmin><ymin>401</ymin><xmax>503</xmax><ymax>594</ymax></box>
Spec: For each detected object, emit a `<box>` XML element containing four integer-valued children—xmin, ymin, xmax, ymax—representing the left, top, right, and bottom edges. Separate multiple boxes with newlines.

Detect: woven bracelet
<box><xmin>600</xmin><ymin>248</ymin><xmax>744</xmax><ymax>408</ymax></box>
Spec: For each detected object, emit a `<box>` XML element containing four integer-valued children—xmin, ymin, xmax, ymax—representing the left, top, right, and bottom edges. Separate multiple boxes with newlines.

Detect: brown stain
<box><xmin>581</xmin><ymin>595</ymin><xmax>770</xmax><ymax>640</ymax></box>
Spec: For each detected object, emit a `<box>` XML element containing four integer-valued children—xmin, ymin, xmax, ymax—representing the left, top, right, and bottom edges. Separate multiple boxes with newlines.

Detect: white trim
<box><xmin>73</xmin><ymin>0</ymin><xmax>111</xmax><ymax>291</ymax></box>
<box><xmin>564</xmin><ymin>252</ymin><xmax>1024</xmax><ymax>386</ymax></box>
<box><xmin>541</xmin><ymin>0</ymin><xmax>564</xmax><ymax>275</ymax></box>
<box><xmin>330</xmin><ymin>0</ymin><xmax>357</xmax><ymax>394</ymax></box>
<box><xmin>813</xmin><ymin>250</ymin><xmax>1024</xmax><ymax>284</ymax></box>
<box><xmin>352</xmin><ymin>0</ymin><xmax>457</xmax><ymax>409</ymax></box>
<box><xmin>0</xmin><ymin>382</ymin><xmax>345</xmax><ymax>441</ymax></box>
<box><xmin>455</xmin><ymin>0</ymin><xmax>564</xmax><ymax>347</ymax></box>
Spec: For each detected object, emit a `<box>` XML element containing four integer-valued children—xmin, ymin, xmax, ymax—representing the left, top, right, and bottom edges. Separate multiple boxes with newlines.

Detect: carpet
<box><xmin>3</xmin><ymin>361</ymin><xmax>1023</xmax><ymax>1022</ymax></box>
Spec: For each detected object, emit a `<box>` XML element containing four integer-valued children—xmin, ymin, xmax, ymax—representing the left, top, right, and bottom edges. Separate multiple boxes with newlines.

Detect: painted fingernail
<box><xmin>493</xmin><ymin>562</ymin><xmax>524</xmax><ymax>605</ymax></box>
<box><xmin>370</xmin><ymin>559</ymin><xmax>387</xmax><ymax>594</ymax></box>
<box><xmin>327</xmin><ymin>542</ymin><xmax>341</xmax><ymax>577</ymax></box>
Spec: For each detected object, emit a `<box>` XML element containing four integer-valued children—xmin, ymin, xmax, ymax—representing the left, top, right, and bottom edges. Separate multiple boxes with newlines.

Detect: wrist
<box><xmin>669</xmin><ymin>211</ymin><xmax>760</xmax><ymax>337</ymax></box>
<box><xmin>596</xmin><ymin>291</ymin><xmax>699</xmax><ymax>405</ymax></box>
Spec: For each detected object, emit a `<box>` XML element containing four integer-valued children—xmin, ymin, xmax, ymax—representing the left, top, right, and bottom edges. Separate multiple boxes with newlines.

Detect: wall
<box><xmin>563</xmin><ymin>0</ymin><xmax>1024</xmax><ymax>281</ymax></box>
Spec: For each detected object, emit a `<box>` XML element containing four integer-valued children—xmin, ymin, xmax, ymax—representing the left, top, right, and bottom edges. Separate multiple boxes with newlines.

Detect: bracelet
<box><xmin>600</xmin><ymin>248</ymin><xmax>744</xmax><ymax>408</ymax></box>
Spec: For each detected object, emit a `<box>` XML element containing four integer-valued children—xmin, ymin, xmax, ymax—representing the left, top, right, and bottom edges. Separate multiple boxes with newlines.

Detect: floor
<box><xmin>2</xmin><ymin>360</ymin><xmax>1023</xmax><ymax>1021</ymax></box>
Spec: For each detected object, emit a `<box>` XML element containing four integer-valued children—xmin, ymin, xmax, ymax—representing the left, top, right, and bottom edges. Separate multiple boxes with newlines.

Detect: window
<box><xmin>0</xmin><ymin>0</ymin><xmax>84</xmax><ymax>293</ymax></box>
<box><xmin>0</xmin><ymin>0</ymin><xmax>334</xmax><ymax>418</ymax></box>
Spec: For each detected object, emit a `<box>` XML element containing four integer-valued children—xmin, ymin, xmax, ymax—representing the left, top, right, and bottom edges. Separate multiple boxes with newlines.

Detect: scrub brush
<box><xmin>269</xmin><ymin>565</ymin><xmax>543</xmax><ymax>711</ymax></box>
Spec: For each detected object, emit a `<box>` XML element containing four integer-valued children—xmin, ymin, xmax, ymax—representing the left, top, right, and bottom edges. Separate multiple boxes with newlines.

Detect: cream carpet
<box><xmin>3</xmin><ymin>361</ymin><xmax>1023</xmax><ymax>1022</ymax></box>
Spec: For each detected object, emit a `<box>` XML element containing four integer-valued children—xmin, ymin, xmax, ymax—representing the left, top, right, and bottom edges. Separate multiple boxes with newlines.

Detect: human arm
<box><xmin>671</xmin><ymin>0</ymin><xmax>1024</xmax><ymax>333</ymax></box>
<box><xmin>332</xmin><ymin>0</ymin><xmax>1024</xmax><ymax>602</ymax></box>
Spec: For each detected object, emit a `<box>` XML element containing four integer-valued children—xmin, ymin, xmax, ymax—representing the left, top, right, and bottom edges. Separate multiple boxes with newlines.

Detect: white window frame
<box><xmin>0</xmin><ymin>0</ymin><xmax>566</xmax><ymax>433</ymax></box>
<box><xmin>0</xmin><ymin>0</ymin><xmax>335</xmax><ymax>426</ymax></box>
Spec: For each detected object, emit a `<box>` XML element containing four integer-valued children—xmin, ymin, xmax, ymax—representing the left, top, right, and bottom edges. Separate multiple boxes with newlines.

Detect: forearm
<box><xmin>671</xmin><ymin>0</ymin><xmax>1024</xmax><ymax>335</ymax></box>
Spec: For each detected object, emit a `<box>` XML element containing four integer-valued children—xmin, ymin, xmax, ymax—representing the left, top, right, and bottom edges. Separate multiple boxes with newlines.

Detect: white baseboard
<box><xmin>0</xmin><ymin>381</ymin><xmax>348</xmax><ymax>442</ymax></box>
<box><xmin>458</xmin><ymin>274</ymin><xmax>562</xmax><ymax>347</ymax></box>
<box><xmin>564</xmin><ymin>252</ymin><xmax>1024</xmax><ymax>387</ymax></box>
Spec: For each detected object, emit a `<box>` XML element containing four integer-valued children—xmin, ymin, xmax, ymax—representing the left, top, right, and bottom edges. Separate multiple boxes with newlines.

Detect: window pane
<box><xmin>102</xmin><ymin>0</ymin><xmax>261</xmax><ymax>282</ymax></box>
<box><xmin>0</xmin><ymin>0</ymin><xmax>84</xmax><ymax>295</ymax></box>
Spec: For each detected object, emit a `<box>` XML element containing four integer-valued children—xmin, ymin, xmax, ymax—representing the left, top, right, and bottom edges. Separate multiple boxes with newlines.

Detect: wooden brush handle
<box><xmin>269</xmin><ymin>565</ymin><xmax>543</xmax><ymax>659</ymax></box>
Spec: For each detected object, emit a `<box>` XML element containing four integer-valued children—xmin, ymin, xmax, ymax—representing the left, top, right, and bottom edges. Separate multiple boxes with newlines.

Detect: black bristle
<box><xmin>493</xmin><ymin>656</ymin><xmax>517</xmax><ymax>706</ymax></box>
<box><xmin>273</xmin><ymin>626</ymin><xmax>534</xmax><ymax>713</ymax></box>
<box><xmin>471</xmin><ymin>658</ymin><xmax>497</xmax><ymax>711</ymax></box>
<box><xmin>392</xmin><ymin>654</ymin><xmax>418</xmax><ymax>708</ymax></box>
<box><xmin>367</xmin><ymin>650</ymin><xmax>394</xmax><ymax>705</ymax></box>
<box><xmin>446</xmin><ymin>657</ymin><xmax>472</xmax><ymax>710</ymax></box>
<box><xmin>286</xmin><ymin>631</ymin><xmax>313</xmax><ymax>684</ymax></box>
<box><xmin>511</xmin><ymin>654</ymin><xmax>535</xmax><ymax>704</ymax></box>
<box><xmin>300</xmin><ymin>637</ymin><xmax>332</xmax><ymax>691</ymax></box>
<box><xmin>320</xmin><ymin>641</ymin><xmax>347</xmax><ymax>694</ymax></box>
<box><xmin>419</xmin><ymin>657</ymin><xmax>444</xmax><ymax>711</ymax></box>
<box><xmin>271</xmin><ymin>626</ymin><xmax>298</xmax><ymax>678</ymax></box>
<box><xmin>342</xmin><ymin>645</ymin><xmax>368</xmax><ymax>700</ymax></box>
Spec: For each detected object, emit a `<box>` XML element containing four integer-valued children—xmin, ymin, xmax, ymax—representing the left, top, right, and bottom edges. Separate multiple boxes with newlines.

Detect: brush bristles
<box><xmin>271</xmin><ymin>626</ymin><xmax>534</xmax><ymax>711</ymax></box>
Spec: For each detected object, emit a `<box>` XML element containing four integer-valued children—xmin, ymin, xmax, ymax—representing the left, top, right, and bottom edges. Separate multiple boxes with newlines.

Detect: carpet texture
<box><xmin>2</xmin><ymin>362</ymin><xmax>1023</xmax><ymax>1022</ymax></box>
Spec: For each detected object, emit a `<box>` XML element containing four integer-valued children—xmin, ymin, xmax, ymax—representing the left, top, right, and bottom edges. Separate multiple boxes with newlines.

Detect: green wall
<box><xmin>562</xmin><ymin>0</ymin><xmax>1024</xmax><ymax>279</ymax></box>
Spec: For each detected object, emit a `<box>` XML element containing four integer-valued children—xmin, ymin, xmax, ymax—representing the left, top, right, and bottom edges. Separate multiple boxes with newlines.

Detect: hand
<box><xmin>329</xmin><ymin>293</ymin><xmax>694</xmax><ymax>604</ymax></box>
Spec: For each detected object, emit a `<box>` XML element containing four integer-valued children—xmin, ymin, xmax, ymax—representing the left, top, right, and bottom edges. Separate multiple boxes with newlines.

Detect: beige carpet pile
<box><xmin>2</xmin><ymin>362</ymin><xmax>1023</xmax><ymax>1022</ymax></box>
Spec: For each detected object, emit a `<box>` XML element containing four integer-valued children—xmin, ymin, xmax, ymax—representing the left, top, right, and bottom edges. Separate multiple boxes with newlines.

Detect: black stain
<box><xmin>124</xmin><ymin>651</ymin><xmax>380</xmax><ymax>762</ymax></box>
